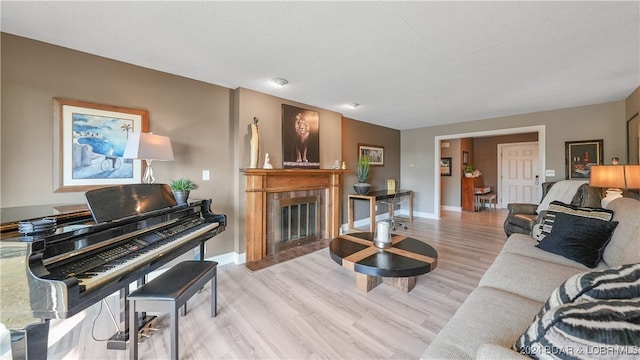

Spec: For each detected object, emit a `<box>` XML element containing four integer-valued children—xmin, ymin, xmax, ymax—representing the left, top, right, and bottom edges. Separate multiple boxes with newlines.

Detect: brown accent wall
<box><xmin>341</xmin><ymin>117</ymin><xmax>400</xmax><ymax>222</ymax></box>
<box><xmin>439</xmin><ymin>139</ymin><xmax>460</xmax><ymax>207</ymax></box>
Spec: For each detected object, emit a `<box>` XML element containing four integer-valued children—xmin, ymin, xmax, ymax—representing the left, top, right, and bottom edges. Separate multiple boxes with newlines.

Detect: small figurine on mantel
<box><xmin>263</xmin><ymin>153</ymin><xmax>273</xmax><ymax>169</ymax></box>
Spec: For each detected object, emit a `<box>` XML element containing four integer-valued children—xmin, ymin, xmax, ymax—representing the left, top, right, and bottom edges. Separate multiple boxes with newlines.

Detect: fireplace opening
<box><xmin>273</xmin><ymin>195</ymin><xmax>320</xmax><ymax>253</ymax></box>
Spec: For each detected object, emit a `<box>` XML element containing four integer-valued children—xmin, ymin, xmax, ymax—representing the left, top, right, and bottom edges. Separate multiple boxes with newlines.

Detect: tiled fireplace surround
<box><xmin>242</xmin><ymin>169</ymin><xmax>344</xmax><ymax>263</ymax></box>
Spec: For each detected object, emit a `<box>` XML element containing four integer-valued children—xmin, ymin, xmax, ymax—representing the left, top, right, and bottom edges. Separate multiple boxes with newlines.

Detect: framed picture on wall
<box><xmin>53</xmin><ymin>98</ymin><xmax>149</xmax><ymax>192</ymax></box>
<box><xmin>463</xmin><ymin>151</ymin><xmax>469</xmax><ymax>165</ymax></box>
<box><xmin>358</xmin><ymin>144</ymin><xmax>384</xmax><ymax>166</ymax></box>
<box><xmin>282</xmin><ymin>104</ymin><xmax>320</xmax><ymax>169</ymax></box>
<box><xmin>565</xmin><ymin>139</ymin><xmax>603</xmax><ymax>179</ymax></box>
<box><xmin>440</xmin><ymin>157</ymin><xmax>452</xmax><ymax>176</ymax></box>
<box><xmin>628</xmin><ymin>113</ymin><xmax>639</xmax><ymax>164</ymax></box>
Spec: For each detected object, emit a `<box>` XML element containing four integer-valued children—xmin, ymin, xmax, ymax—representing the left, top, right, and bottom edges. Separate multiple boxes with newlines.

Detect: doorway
<box><xmin>433</xmin><ymin>125</ymin><xmax>546</xmax><ymax>220</ymax></box>
<box><xmin>498</xmin><ymin>142</ymin><xmax>540</xmax><ymax>208</ymax></box>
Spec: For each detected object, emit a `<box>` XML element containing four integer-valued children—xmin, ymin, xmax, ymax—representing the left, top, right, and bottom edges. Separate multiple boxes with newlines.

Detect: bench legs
<box><xmin>128</xmin><ymin>261</ymin><xmax>217</xmax><ymax>360</ymax></box>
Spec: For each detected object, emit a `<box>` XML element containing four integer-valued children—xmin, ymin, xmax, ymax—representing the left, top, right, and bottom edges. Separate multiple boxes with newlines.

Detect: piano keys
<box><xmin>0</xmin><ymin>184</ymin><xmax>227</xmax><ymax>360</ymax></box>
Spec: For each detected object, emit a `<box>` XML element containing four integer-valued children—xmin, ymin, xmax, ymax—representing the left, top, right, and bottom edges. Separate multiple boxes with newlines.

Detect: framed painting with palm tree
<box><xmin>53</xmin><ymin>98</ymin><xmax>149</xmax><ymax>192</ymax></box>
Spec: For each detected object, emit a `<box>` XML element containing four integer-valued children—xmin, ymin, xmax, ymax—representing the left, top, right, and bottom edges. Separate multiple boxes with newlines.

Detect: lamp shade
<box><xmin>589</xmin><ymin>165</ymin><xmax>626</xmax><ymax>188</ymax></box>
<box><xmin>625</xmin><ymin>165</ymin><xmax>640</xmax><ymax>189</ymax></box>
<box><xmin>123</xmin><ymin>132</ymin><xmax>174</xmax><ymax>161</ymax></box>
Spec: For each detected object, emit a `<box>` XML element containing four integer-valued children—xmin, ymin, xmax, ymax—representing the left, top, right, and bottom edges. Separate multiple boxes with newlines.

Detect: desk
<box><xmin>347</xmin><ymin>190</ymin><xmax>413</xmax><ymax>232</ymax></box>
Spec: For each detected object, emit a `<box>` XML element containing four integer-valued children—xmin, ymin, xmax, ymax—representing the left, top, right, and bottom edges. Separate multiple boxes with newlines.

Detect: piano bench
<box><xmin>128</xmin><ymin>260</ymin><xmax>218</xmax><ymax>360</ymax></box>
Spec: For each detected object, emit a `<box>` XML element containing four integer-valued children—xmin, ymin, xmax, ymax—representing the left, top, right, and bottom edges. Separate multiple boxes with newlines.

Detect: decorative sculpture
<box><xmin>249</xmin><ymin>117</ymin><xmax>259</xmax><ymax>168</ymax></box>
<box><xmin>263</xmin><ymin>153</ymin><xmax>273</xmax><ymax>169</ymax></box>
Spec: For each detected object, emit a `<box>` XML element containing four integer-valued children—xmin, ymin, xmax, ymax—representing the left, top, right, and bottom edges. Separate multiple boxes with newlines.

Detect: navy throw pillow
<box><xmin>536</xmin><ymin>212</ymin><xmax>618</xmax><ymax>268</ymax></box>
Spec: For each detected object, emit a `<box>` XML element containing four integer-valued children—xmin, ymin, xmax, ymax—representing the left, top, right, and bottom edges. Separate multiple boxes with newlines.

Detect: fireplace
<box><xmin>269</xmin><ymin>192</ymin><xmax>322</xmax><ymax>255</ymax></box>
<box><xmin>242</xmin><ymin>169</ymin><xmax>343</xmax><ymax>262</ymax></box>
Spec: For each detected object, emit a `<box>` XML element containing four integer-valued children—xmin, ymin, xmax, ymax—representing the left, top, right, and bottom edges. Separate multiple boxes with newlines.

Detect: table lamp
<box><xmin>589</xmin><ymin>164</ymin><xmax>640</xmax><ymax>208</ymax></box>
<box><xmin>624</xmin><ymin>165</ymin><xmax>640</xmax><ymax>190</ymax></box>
<box><xmin>123</xmin><ymin>132</ymin><xmax>174</xmax><ymax>183</ymax></box>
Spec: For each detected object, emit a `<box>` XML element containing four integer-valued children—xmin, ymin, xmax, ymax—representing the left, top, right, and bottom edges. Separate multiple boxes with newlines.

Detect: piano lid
<box><xmin>85</xmin><ymin>184</ymin><xmax>177</xmax><ymax>223</ymax></box>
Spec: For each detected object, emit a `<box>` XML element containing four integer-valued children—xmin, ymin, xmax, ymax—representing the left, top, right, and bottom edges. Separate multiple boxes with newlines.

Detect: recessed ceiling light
<box><xmin>271</xmin><ymin>78</ymin><xmax>289</xmax><ymax>87</ymax></box>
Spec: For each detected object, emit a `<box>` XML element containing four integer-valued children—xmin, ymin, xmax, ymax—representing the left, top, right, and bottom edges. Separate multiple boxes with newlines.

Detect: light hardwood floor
<box><xmin>48</xmin><ymin>209</ymin><xmax>509</xmax><ymax>359</ymax></box>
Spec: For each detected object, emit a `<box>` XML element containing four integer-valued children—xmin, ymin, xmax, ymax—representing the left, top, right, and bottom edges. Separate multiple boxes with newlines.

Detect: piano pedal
<box><xmin>106</xmin><ymin>315</ymin><xmax>157</xmax><ymax>350</ymax></box>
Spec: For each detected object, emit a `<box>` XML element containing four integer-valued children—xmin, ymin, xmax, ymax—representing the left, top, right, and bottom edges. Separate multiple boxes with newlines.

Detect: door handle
<box><xmin>535</xmin><ymin>175</ymin><xmax>539</xmax><ymax>185</ymax></box>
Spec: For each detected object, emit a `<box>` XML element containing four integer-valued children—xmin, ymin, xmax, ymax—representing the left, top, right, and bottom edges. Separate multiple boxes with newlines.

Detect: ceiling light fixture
<box><xmin>349</xmin><ymin>103</ymin><xmax>360</xmax><ymax>109</ymax></box>
<box><xmin>271</xmin><ymin>78</ymin><xmax>289</xmax><ymax>87</ymax></box>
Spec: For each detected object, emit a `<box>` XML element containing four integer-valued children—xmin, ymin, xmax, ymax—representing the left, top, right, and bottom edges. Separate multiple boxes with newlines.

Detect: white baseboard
<box><xmin>440</xmin><ymin>205</ymin><xmax>462</xmax><ymax>212</ymax></box>
<box><xmin>203</xmin><ymin>251</ymin><xmax>246</xmax><ymax>265</ymax></box>
<box><xmin>339</xmin><ymin>209</ymin><xmax>440</xmax><ymax>233</ymax></box>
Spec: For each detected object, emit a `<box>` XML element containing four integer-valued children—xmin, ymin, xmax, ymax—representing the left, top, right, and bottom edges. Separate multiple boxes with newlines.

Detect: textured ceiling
<box><xmin>2</xmin><ymin>1</ymin><xmax>639</xmax><ymax>130</ymax></box>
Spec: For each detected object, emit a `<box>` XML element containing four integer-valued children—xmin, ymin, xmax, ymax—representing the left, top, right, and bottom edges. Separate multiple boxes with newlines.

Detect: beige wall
<box><xmin>0</xmin><ymin>33</ymin><xmax>382</xmax><ymax>258</ymax></box>
<box><xmin>626</xmin><ymin>87</ymin><xmax>640</xmax><ymax>164</ymax></box>
<box><xmin>2</xmin><ymin>33</ymin><xmax>637</xmax><ymax>253</ymax></box>
<box><xmin>626</xmin><ymin>86</ymin><xmax>639</xmax><ymax>121</ymax></box>
<box><xmin>1</xmin><ymin>33</ymin><xmax>237</xmax><ymax>256</ymax></box>
<box><xmin>233</xmin><ymin>87</ymin><xmax>344</xmax><ymax>252</ymax></box>
<box><xmin>402</xmin><ymin>101</ymin><xmax>628</xmax><ymax>216</ymax></box>
<box><xmin>236</xmin><ymin>88</ymin><xmax>343</xmax><ymax>170</ymax></box>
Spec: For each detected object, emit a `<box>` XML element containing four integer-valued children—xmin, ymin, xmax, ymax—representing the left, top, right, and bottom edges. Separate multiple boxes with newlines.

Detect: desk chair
<box><xmin>379</xmin><ymin>180</ymin><xmax>408</xmax><ymax>231</ymax></box>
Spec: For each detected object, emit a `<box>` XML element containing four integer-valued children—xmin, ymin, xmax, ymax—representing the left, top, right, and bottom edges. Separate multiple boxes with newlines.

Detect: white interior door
<box><xmin>499</xmin><ymin>142</ymin><xmax>539</xmax><ymax>207</ymax></box>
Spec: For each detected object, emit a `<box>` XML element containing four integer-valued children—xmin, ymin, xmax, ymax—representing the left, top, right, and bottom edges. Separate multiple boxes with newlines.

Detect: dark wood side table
<box><xmin>329</xmin><ymin>232</ymin><xmax>438</xmax><ymax>292</ymax></box>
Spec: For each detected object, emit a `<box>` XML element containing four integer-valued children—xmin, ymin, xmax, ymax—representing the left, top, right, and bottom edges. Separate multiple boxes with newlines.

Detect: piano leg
<box><xmin>106</xmin><ymin>287</ymin><xmax>129</xmax><ymax>350</ymax></box>
<box><xmin>9</xmin><ymin>321</ymin><xmax>49</xmax><ymax>360</ymax></box>
<box><xmin>107</xmin><ymin>277</ymin><xmax>156</xmax><ymax>350</ymax></box>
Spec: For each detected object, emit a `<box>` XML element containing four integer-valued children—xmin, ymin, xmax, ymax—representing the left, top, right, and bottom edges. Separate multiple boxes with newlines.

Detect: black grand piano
<box><xmin>0</xmin><ymin>184</ymin><xmax>226</xmax><ymax>359</ymax></box>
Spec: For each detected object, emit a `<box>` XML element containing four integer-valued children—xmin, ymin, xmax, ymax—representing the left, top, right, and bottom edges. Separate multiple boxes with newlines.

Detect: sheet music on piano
<box><xmin>0</xmin><ymin>184</ymin><xmax>227</xmax><ymax>360</ymax></box>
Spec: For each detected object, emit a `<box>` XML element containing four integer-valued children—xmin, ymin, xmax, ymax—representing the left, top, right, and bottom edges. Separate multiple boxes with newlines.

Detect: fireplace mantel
<box><xmin>241</xmin><ymin>169</ymin><xmax>345</xmax><ymax>262</ymax></box>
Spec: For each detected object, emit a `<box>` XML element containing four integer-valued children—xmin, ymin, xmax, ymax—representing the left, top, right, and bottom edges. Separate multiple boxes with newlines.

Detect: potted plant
<box><xmin>170</xmin><ymin>178</ymin><xmax>199</xmax><ymax>205</ymax></box>
<box><xmin>464</xmin><ymin>165</ymin><xmax>475</xmax><ymax>178</ymax></box>
<box><xmin>353</xmin><ymin>155</ymin><xmax>371</xmax><ymax>194</ymax></box>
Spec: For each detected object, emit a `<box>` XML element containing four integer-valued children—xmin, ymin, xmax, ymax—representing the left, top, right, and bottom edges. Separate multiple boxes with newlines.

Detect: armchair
<box><xmin>503</xmin><ymin>181</ymin><xmax>602</xmax><ymax>237</ymax></box>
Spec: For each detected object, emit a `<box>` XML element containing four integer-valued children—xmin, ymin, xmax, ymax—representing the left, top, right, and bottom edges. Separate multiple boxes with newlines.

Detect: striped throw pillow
<box><xmin>514</xmin><ymin>263</ymin><xmax>640</xmax><ymax>358</ymax></box>
<box><xmin>542</xmin><ymin>263</ymin><xmax>640</xmax><ymax>312</ymax></box>
<box><xmin>514</xmin><ymin>299</ymin><xmax>640</xmax><ymax>359</ymax></box>
<box><xmin>537</xmin><ymin>201</ymin><xmax>614</xmax><ymax>241</ymax></box>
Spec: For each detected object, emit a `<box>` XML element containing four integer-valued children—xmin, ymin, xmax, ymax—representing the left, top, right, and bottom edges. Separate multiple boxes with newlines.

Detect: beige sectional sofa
<box><xmin>421</xmin><ymin>197</ymin><xmax>640</xmax><ymax>360</ymax></box>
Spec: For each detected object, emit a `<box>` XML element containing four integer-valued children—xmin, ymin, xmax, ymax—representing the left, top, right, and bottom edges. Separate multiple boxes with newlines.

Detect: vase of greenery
<box><xmin>464</xmin><ymin>165</ymin><xmax>474</xmax><ymax>178</ymax></box>
<box><xmin>170</xmin><ymin>178</ymin><xmax>199</xmax><ymax>205</ymax></box>
<box><xmin>353</xmin><ymin>155</ymin><xmax>372</xmax><ymax>195</ymax></box>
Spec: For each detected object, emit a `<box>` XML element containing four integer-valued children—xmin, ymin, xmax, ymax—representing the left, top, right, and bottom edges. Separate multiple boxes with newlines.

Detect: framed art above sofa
<box><xmin>565</xmin><ymin>139</ymin><xmax>603</xmax><ymax>179</ymax></box>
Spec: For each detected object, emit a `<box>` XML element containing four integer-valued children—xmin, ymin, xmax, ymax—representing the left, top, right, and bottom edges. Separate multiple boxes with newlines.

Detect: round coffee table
<box><xmin>329</xmin><ymin>232</ymin><xmax>438</xmax><ymax>292</ymax></box>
